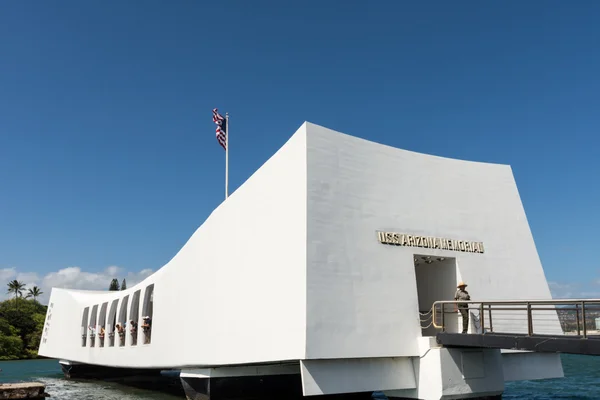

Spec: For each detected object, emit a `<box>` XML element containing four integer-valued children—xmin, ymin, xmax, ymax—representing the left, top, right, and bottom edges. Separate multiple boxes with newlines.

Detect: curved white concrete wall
<box><xmin>38</xmin><ymin>122</ymin><xmax>560</xmax><ymax>373</ymax></box>
<box><xmin>39</xmin><ymin>127</ymin><xmax>308</xmax><ymax>368</ymax></box>
<box><xmin>304</xmin><ymin>123</ymin><xmax>561</xmax><ymax>360</ymax></box>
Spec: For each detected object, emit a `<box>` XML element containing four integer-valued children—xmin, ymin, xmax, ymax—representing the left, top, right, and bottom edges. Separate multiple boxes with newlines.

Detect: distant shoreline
<box><xmin>0</xmin><ymin>356</ymin><xmax>52</xmax><ymax>362</ymax></box>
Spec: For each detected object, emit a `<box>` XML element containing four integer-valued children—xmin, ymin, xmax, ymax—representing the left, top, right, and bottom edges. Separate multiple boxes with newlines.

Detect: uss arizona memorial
<box><xmin>39</xmin><ymin>122</ymin><xmax>563</xmax><ymax>400</ymax></box>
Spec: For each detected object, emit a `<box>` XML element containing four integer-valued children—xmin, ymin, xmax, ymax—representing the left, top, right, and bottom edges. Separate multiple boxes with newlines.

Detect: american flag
<box><xmin>212</xmin><ymin>108</ymin><xmax>227</xmax><ymax>150</ymax></box>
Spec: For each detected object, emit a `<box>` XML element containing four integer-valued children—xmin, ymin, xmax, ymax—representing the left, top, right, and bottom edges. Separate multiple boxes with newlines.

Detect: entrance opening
<box><xmin>414</xmin><ymin>255</ymin><xmax>457</xmax><ymax>336</ymax></box>
<box><xmin>89</xmin><ymin>305</ymin><xmax>98</xmax><ymax>347</ymax></box>
<box><xmin>81</xmin><ymin>307</ymin><xmax>89</xmax><ymax>346</ymax></box>
<box><xmin>118</xmin><ymin>296</ymin><xmax>129</xmax><ymax>346</ymax></box>
<box><xmin>129</xmin><ymin>290</ymin><xmax>141</xmax><ymax>346</ymax></box>
<box><xmin>98</xmin><ymin>302</ymin><xmax>108</xmax><ymax>347</ymax></box>
<box><xmin>141</xmin><ymin>284</ymin><xmax>154</xmax><ymax>344</ymax></box>
<box><xmin>107</xmin><ymin>299</ymin><xmax>118</xmax><ymax>347</ymax></box>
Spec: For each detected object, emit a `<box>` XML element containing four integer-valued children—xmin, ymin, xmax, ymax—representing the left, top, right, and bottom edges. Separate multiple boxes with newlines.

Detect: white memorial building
<box><xmin>38</xmin><ymin>122</ymin><xmax>563</xmax><ymax>400</ymax></box>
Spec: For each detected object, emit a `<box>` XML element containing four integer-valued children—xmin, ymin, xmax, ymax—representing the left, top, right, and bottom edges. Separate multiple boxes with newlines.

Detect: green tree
<box><xmin>24</xmin><ymin>313</ymin><xmax>45</xmax><ymax>357</ymax></box>
<box><xmin>109</xmin><ymin>279</ymin><xmax>120</xmax><ymax>291</ymax></box>
<box><xmin>7</xmin><ymin>280</ymin><xmax>26</xmax><ymax>310</ymax></box>
<box><xmin>26</xmin><ymin>286</ymin><xmax>43</xmax><ymax>303</ymax></box>
<box><xmin>0</xmin><ymin>297</ymin><xmax>47</xmax><ymax>359</ymax></box>
<box><xmin>121</xmin><ymin>279</ymin><xmax>127</xmax><ymax>290</ymax></box>
<box><xmin>0</xmin><ymin>318</ymin><xmax>13</xmax><ymax>335</ymax></box>
<box><xmin>0</xmin><ymin>334</ymin><xmax>24</xmax><ymax>360</ymax></box>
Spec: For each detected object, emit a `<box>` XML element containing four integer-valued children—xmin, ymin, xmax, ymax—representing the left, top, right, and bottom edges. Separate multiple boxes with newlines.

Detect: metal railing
<box><xmin>431</xmin><ymin>299</ymin><xmax>600</xmax><ymax>337</ymax></box>
<box><xmin>419</xmin><ymin>309</ymin><xmax>434</xmax><ymax>329</ymax></box>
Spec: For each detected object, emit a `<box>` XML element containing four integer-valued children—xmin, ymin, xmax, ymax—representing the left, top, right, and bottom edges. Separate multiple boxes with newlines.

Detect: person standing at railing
<box><xmin>455</xmin><ymin>282</ymin><xmax>471</xmax><ymax>333</ymax></box>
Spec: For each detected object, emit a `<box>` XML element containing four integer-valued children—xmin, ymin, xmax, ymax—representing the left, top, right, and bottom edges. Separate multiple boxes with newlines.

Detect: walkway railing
<box><xmin>432</xmin><ymin>299</ymin><xmax>600</xmax><ymax>337</ymax></box>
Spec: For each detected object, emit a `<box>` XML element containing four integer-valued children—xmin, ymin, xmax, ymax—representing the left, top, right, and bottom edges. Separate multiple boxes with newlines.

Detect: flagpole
<box><xmin>225</xmin><ymin>112</ymin><xmax>229</xmax><ymax>199</ymax></box>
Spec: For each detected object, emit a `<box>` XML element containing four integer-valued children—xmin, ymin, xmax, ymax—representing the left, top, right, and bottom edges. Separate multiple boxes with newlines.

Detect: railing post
<box><xmin>582</xmin><ymin>301</ymin><xmax>587</xmax><ymax>338</ymax></box>
<box><xmin>479</xmin><ymin>303</ymin><xmax>485</xmax><ymax>333</ymax></box>
<box><xmin>441</xmin><ymin>303</ymin><xmax>446</xmax><ymax>332</ymax></box>
<box><xmin>575</xmin><ymin>304</ymin><xmax>581</xmax><ymax>336</ymax></box>
<box><xmin>527</xmin><ymin>302</ymin><xmax>533</xmax><ymax>336</ymax></box>
<box><xmin>488</xmin><ymin>304</ymin><xmax>493</xmax><ymax>333</ymax></box>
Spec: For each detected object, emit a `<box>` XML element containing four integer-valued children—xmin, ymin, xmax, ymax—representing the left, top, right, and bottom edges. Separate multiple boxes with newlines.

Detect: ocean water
<box><xmin>503</xmin><ymin>354</ymin><xmax>600</xmax><ymax>400</ymax></box>
<box><xmin>0</xmin><ymin>359</ymin><xmax>181</xmax><ymax>400</ymax></box>
<box><xmin>0</xmin><ymin>355</ymin><xmax>598</xmax><ymax>399</ymax></box>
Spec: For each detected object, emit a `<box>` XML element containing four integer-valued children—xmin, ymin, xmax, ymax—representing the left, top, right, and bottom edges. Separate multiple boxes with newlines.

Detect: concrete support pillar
<box><xmin>180</xmin><ymin>376</ymin><xmax>209</xmax><ymax>400</ymax></box>
<box><xmin>59</xmin><ymin>361</ymin><xmax>160</xmax><ymax>380</ymax></box>
<box><xmin>384</xmin><ymin>347</ymin><xmax>505</xmax><ymax>400</ymax></box>
<box><xmin>179</xmin><ymin>364</ymin><xmax>305</xmax><ymax>400</ymax></box>
<box><xmin>180</xmin><ymin>374</ymin><xmax>304</xmax><ymax>400</ymax></box>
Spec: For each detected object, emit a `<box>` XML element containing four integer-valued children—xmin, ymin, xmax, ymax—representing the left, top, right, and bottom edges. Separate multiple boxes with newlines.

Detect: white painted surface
<box><xmin>180</xmin><ymin>364</ymin><xmax>300</xmax><ymax>379</ymax></box>
<box><xmin>300</xmin><ymin>358</ymin><xmax>415</xmax><ymax>396</ymax></box>
<box><xmin>408</xmin><ymin>345</ymin><xmax>443</xmax><ymax>400</ymax></box>
<box><xmin>39</xmin><ymin>125</ymin><xmax>308</xmax><ymax>368</ymax></box>
<box><xmin>440</xmin><ymin>348</ymin><xmax>504</xmax><ymax>399</ymax></box>
<box><xmin>39</xmin><ymin>121</ymin><xmax>562</xmax><ymax>392</ymax></box>
<box><xmin>502</xmin><ymin>352</ymin><xmax>563</xmax><ymax>382</ymax></box>
<box><xmin>385</xmin><ymin>347</ymin><xmax>504</xmax><ymax>400</ymax></box>
<box><xmin>304</xmin><ymin>122</ymin><xmax>561</xmax><ymax>361</ymax></box>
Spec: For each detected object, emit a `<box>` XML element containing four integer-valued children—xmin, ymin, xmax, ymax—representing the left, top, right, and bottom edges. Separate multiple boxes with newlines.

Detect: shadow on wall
<box><xmin>80</xmin><ymin>307</ymin><xmax>89</xmax><ymax>347</ymax></box>
<box><xmin>118</xmin><ymin>295</ymin><xmax>129</xmax><ymax>346</ymax></box>
<box><xmin>130</xmin><ymin>290</ymin><xmax>140</xmax><ymax>346</ymax></box>
<box><xmin>414</xmin><ymin>255</ymin><xmax>458</xmax><ymax>336</ymax></box>
<box><xmin>107</xmin><ymin>299</ymin><xmax>118</xmax><ymax>347</ymax></box>
<box><xmin>98</xmin><ymin>302</ymin><xmax>108</xmax><ymax>347</ymax></box>
<box><xmin>141</xmin><ymin>284</ymin><xmax>154</xmax><ymax>344</ymax></box>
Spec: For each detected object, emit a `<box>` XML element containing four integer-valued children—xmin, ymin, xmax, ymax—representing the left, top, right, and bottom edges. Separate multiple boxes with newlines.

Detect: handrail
<box><xmin>431</xmin><ymin>299</ymin><xmax>598</xmax><ymax>336</ymax></box>
<box><xmin>433</xmin><ymin>299</ymin><xmax>600</xmax><ymax>305</ymax></box>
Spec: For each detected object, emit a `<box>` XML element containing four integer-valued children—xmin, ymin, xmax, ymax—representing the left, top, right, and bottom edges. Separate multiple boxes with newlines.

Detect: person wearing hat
<box><xmin>454</xmin><ymin>282</ymin><xmax>471</xmax><ymax>333</ymax></box>
<box><xmin>142</xmin><ymin>316</ymin><xmax>152</xmax><ymax>344</ymax></box>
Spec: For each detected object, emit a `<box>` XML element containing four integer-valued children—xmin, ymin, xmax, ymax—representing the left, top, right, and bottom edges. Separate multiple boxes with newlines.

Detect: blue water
<box><xmin>0</xmin><ymin>355</ymin><xmax>597</xmax><ymax>399</ymax></box>
<box><xmin>0</xmin><ymin>359</ymin><xmax>180</xmax><ymax>400</ymax></box>
<box><xmin>503</xmin><ymin>354</ymin><xmax>600</xmax><ymax>399</ymax></box>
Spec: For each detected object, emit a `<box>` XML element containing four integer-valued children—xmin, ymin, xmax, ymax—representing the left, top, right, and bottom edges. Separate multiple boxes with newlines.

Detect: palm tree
<box><xmin>7</xmin><ymin>280</ymin><xmax>26</xmax><ymax>310</ymax></box>
<box><xmin>26</xmin><ymin>286</ymin><xmax>43</xmax><ymax>303</ymax></box>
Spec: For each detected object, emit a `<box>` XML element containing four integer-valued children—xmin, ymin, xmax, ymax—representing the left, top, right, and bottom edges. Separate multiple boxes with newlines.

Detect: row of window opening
<box><xmin>81</xmin><ymin>284</ymin><xmax>153</xmax><ymax>348</ymax></box>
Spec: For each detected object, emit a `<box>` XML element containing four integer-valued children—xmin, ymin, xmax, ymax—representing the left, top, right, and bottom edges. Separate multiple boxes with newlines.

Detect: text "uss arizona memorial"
<box><xmin>377</xmin><ymin>231</ymin><xmax>485</xmax><ymax>254</ymax></box>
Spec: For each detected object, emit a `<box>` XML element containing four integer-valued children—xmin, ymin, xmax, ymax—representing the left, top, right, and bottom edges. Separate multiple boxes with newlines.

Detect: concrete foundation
<box><xmin>180</xmin><ymin>374</ymin><xmax>375</xmax><ymax>400</ymax></box>
<box><xmin>180</xmin><ymin>374</ymin><xmax>303</xmax><ymax>400</ymax></box>
<box><xmin>0</xmin><ymin>382</ymin><xmax>49</xmax><ymax>399</ymax></box>
<box><xmin>383</xmin><ymin>338</ymin><xmax>505</xmax><ymax>400</ymax></box>
<box><xmin>59</xmin><ymin>360</ymin><xmax>160</xmax><ymax>380</ymax></box>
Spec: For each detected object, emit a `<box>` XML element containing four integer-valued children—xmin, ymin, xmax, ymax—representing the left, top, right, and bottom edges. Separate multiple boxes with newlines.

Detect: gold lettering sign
<box><xmin>377</xmin><ymin>231</ymin><xmax>484</xmax><ymax>254</ymax></box>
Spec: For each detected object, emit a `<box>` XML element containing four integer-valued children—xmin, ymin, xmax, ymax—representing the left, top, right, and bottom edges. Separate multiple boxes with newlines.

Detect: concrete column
<box><xmin>180</xmin><ymin>374</ymin><xmax>304</xmax><ymax>400</ymax></box>
<box><xmin>384</xmin><ymin>347</ymin><xmax>505</xmax><ymax>400</ymax></box>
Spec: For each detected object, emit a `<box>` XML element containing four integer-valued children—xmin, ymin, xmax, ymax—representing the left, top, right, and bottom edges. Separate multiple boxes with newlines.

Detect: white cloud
<box><xmin>578</xmin><ymin>292</ymin><xmax>600</xmax><ymax>299</ymax></box>
<box><xmin>547</xmin><ymin>281</ymin><xmax>600</xmax><ymax>300</ymax></box>
<box><xmin>0</xmin><ymin>266</ymin><xmax>153</xmax><ymax>304</ymax></box>
<box><xmin>0</xmin><ymin>268</ymin><xmax>17</xmax><ymax>283</ymax></box>
<box><xmin>548</xmin><ymin>281</ymin><xmax>578</xmax><ymax>299</ymax></box>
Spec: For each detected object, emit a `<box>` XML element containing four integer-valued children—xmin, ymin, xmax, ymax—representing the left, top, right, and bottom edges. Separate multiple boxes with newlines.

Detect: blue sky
<box><xmin>0</xmin><ymin>1</ymin><xmax>599</xmax><ymax>302</ymax></box>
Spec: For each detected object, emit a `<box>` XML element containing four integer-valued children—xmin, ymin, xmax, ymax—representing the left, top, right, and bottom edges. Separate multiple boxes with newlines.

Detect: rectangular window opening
<box><xmin>81</xmin><ymin>307</ymin><xmax>89</xmax><ymax>347</ymax></box>
<box><xmin>414</xmin><ymin>255</ymin><xmax>459</xmax><ymax>336</ymax></box>
<box><xmin>129</xmin><ymin>290</ymin><xmax>141</xmax><ymax>346</ymax></box>
<box><xmin>98</xmin><ymin>302</ymin><xmax>108</xmax><ymax>347</ymax></box>
<box><xmin>107</xmin><ymin>299</ymin><xmax>118</xmax><ymax>347</ymax></box>
<box><xmin>141</xmin><ymin>284</ymin><xmax>154</xmax><ymax>344</ymax></box>
<box><xmin>117</xmin><ymin>296</ymin><xmax>129</xmax><ymax>347</ymax></box>
<box><xmin>89</xmin><ymin>305</ymin><xmax>98</xmax><ymax>347</ymax></box>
